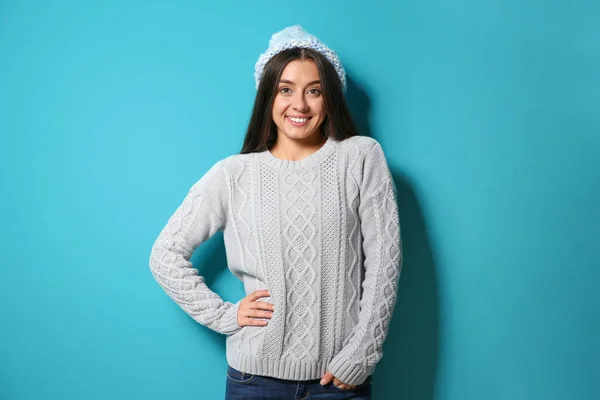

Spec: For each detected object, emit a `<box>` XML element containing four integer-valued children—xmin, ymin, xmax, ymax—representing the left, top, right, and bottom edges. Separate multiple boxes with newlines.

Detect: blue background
<box><xmin>1</xmin><ymin>1</ymin><xmax>598</xmax><ymax>399</ymax></box>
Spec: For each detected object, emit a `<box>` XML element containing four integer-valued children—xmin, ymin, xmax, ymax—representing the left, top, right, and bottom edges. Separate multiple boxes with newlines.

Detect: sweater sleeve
<box><xmin>148</xmin><ymin>158</ymin><xmax>242</xmax><ymax>336</ymax></box>
<box><xmin>327</xmin><ymin>141</ymin><xmax>403</xmax><ymax>385</ymax></box>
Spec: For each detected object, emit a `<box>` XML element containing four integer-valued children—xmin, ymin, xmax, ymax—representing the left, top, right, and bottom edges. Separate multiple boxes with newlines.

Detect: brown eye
<box><xmin>308</xmin><ymin>88</ymin><xmax>321</xmax><ymax>96</ymax></box>
<box><xmin>279</xmin><ymin>87</ymin><xmax>292</xmax><ymax>94</ymax></box>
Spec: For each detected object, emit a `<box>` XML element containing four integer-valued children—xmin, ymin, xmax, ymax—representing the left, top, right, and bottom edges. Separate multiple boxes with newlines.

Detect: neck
<box><xmin>270</xmin><ymin>132</ymin><xmax>328</xmax><ymax>161</ymax></box>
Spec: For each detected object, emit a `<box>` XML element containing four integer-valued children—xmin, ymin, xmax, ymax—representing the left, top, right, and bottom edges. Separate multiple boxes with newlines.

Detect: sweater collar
<box><xmin>258</xmin><ymin>136</ymin><xmax>338</xmax><ymax>169</ymax></box>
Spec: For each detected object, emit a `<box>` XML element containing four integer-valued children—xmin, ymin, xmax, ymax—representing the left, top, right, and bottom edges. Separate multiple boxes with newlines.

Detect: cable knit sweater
<box><xmin>148</xmin><ymin>135</ymin><xmax>402</xmax><ymax>385</ymax></box>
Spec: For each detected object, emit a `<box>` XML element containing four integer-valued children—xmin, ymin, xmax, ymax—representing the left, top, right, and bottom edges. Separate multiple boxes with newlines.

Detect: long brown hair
<box><xmin>240</xmin><ymin>47</ymin><xmax>359</xmax><ymax>154</ymax></box>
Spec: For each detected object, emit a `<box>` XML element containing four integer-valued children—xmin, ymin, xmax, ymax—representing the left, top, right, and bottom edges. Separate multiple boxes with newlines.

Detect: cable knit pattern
<box><xmin>149</xmin><ymin>135</ymin><xmax>402</xmax><ymax>385</ymax></box>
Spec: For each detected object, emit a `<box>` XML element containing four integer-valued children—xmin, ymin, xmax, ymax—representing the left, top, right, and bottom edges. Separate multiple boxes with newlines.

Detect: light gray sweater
<box><xmin>149</xmin><ymin>135</ymin><xmax>402</xmax><ymax>385</ymax></box>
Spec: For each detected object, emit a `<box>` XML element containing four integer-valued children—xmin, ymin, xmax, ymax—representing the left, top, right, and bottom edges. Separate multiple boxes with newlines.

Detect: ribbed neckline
<box><xmin>258</xmin><ymin>136</ymin><xmax>338</xmax><ymax>169</ymax></box>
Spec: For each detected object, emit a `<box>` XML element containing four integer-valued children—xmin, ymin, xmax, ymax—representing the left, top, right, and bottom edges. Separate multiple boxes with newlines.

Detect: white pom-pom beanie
<box><xmin>254</xmin><ymin>25</ymin><xmax>347</xmax><ymax>91</ymax></box>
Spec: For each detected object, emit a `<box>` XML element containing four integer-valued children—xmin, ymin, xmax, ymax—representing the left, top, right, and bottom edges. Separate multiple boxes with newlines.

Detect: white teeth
<box><xmin>289</xmin><ymin>117</ymin><xmax>308</xmax><ymax>123</ymax></box>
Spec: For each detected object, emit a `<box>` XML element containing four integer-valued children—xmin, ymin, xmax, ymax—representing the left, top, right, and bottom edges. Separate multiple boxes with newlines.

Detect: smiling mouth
<box><xmin>287</xmin><ymin>116</ymin><xmax>312</xmax><ymax>123</ymax></box>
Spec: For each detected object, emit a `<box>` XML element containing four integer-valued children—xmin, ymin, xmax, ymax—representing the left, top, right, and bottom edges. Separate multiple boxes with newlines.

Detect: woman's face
<box><xmin>272</xmin><ymin>59</ymin><xmax>325</xmax><ymax>142</ymax></box>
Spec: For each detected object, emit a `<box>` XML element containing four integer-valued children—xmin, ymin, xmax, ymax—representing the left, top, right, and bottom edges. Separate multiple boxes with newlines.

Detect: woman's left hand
<box><xmin>320</xmin><ymin>371</ymin><xmax>357</xmax><ymax>390</ymax></box>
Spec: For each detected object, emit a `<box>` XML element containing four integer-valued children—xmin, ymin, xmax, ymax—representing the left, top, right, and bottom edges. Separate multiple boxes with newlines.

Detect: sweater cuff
<box><xmin>328</xmin><ymin>354</ymin><xmax>372</xmax><ymax>386</ymax></box>
<box><xmin>219</xmin><ymin>301</ymin><xmax>242</xmax><ymax>335</ymax></box>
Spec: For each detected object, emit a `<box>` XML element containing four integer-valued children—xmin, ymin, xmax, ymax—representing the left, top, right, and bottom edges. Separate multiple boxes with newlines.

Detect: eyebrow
<box><xmin>279</xmin><ymin>79</ymin><xmax>321</xmax><ymax>86</ymax></box>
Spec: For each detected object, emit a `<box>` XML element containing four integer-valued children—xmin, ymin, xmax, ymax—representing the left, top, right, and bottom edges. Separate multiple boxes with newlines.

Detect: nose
<box><xmin>292</xmin><ymin>92</ymin><xmax>309</xmax><ymax>112</ymax></box>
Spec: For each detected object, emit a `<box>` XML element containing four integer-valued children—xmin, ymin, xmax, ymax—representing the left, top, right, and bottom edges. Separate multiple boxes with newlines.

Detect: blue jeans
<box><xmin>225</xmin><ymin>366</ymin><xmax>372</xmax><ymax>399</ymax></box>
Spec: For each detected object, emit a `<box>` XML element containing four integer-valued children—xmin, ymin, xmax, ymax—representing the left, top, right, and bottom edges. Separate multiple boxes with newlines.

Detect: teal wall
<box><xmin>1</xmin><ymin>1</ymin><xmax>598</xmax><ymax>399</ymax></box>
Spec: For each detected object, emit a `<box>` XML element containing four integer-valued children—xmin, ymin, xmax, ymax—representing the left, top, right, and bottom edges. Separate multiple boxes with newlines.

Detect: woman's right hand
<box><xmin>237</xmin><ymin>289</ymin><xmax>274</xmax><ymax>327</ymax></box>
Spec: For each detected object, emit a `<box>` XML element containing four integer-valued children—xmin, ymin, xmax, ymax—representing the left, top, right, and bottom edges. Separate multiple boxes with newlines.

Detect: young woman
<box><xmin>149</xmin><ymin>25</ymin><xmax>402</xmax><ymax>400</ymax></box>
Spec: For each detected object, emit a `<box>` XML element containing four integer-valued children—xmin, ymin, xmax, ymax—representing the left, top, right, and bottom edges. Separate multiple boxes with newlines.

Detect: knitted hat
<box><xmin>254</xmin><ymin>25</ymin><xmax>347</xmax><ymax>91</ymax></box>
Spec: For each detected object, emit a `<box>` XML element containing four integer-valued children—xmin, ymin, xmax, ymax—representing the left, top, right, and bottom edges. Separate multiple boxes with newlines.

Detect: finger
<box><xmin>239</xmin><ymin>308</ymin><xmax>271</xmax><ymax>319</ymax></box>
<box><xmin>336</xmin><ymin>381</ymin><xmax>354</xmax><ymax>390</ymax></box>
<box><xmin>239</xmin><ymin>305</ymin><xmax>273</xmax><ymax>317</ymax></box>
<box><xmin>333</xmin><ymin>378</ymin><xmax>342</xmax><ymax>387</ymax></box>
<box><xmin>247</xmin><ymin>310</ymin><xmax>273</xmax><ymax>319</ymax></box>
<box><xmin>249</xmin><ymin>301</ymin><xmax>275</xmax><ymax>311</ymax></box>
<box><xmin>320</xmin><ymin>371</ymin><xmax>334</xmax><ymax>385</ymax></box>
<box><xmin>247</xmin><ymin>289</ymin><xmax>271</xmax><ymax>302</ymax></box>
<box><xmin>240</xmin><ymin>318</ymin><xmax>268</xmax><ymax>327</ymax></box>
